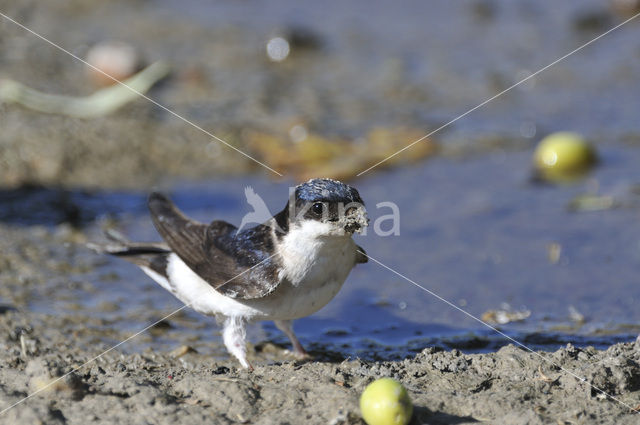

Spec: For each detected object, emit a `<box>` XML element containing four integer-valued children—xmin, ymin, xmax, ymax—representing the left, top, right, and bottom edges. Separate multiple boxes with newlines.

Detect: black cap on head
<box><xmin>295</xmin><ymin>178</ymin><xmax>364</xmax><ymax>205</ymax></box>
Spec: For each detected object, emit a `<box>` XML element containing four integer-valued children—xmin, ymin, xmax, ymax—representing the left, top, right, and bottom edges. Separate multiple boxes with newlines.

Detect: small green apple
<box><xmin>360</xmin><ymin>378</ymin><xmax>413</xmax><ymax>425</ymax></box>
<box><xmin>533</xmin><ymin>132</ymin><xmax>597</xmax><ymax>182</ymax></box>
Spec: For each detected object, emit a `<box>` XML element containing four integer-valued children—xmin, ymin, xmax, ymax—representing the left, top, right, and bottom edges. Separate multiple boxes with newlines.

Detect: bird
<box><xmin>89</xmin><ymin>178</ymin><xmax>369</xmax><ymax>368</ymax></box>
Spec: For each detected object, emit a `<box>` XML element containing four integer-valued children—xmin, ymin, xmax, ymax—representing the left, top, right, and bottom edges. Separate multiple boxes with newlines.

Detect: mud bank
<box><xmin>0</xmin><ymin>223</ymin><xmax>639</xmax><ymax>424</ymax></box>
<box><xmin>1</xmin><ymin>305</ymin><xmax>639</xmax><ymax>424</ymax></box>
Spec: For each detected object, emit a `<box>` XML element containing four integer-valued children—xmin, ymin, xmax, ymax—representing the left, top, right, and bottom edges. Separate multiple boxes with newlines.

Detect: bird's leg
<box><xmin>274</xmin><ymin>320</ymin><xmax>309</xmax><ymax>358</ymax></box>
<box><xmin>222</xmin><ymin>316</ymin><xmax>252</xmax><ymax>370</ymax></box>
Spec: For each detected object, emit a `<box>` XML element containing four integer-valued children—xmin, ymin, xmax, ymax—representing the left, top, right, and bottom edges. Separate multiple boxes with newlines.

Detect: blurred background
<box><xmin>1</xmin><ymin>0</ymin><xmax>640</xmax><ymax>361</ymax></box>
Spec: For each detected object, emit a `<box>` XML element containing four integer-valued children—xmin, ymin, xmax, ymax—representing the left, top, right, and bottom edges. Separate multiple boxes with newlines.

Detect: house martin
<box><xmin>90</xmin><ymin>178</ymin><xmax>369</xmax><ymax>368</ymax></box>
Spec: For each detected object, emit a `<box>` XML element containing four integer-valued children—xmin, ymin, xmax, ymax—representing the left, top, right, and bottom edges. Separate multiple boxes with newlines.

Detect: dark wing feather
<box><xmin>87</xmin><ymin>239</ymin><xmax>171</xmax><ymax>276</ymax></box>
<box><xmin>355</xmin><ymin>245</ymin><xmax>368</xmax><ymax>264</ymax></box>
<box><xmin>148</xmin><ymin>192</ymin><xmax>281</xmax><ymax>299</ymax></box>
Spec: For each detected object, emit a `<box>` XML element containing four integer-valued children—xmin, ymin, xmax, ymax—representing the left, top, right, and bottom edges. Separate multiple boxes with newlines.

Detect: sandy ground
<box><xmin>0</xmin><ymin>223</ymin><xmax>639</xmax><ymax>424</ymax></box>
<box><xmin>1</xmin><ymin>308</ymin><xmax>640</xmax><ymax>424</ymax></box>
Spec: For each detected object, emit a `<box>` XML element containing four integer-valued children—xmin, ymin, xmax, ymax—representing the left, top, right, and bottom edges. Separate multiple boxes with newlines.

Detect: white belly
<box><xmin>269</xmin><ymin>226</ymin><xmax>358</xmax><ymax>319</ymax></box>
<box><xmin>142</xmin><ymin>254</ymin><xmax>264</xmax><ymax>319</ymax></box>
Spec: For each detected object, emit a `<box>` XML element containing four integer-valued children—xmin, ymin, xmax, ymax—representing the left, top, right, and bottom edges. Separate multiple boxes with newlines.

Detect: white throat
<box><xmin>277</xmin><ymin>219</ymin><xmax>356</xmax><ymax>287</ymax></box>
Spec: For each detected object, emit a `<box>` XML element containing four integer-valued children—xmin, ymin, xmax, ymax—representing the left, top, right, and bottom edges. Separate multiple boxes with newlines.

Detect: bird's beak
<box><xmin>343</xmin><ymin>206</ymin><xmax>369</xmax><ymax>234</ymax></box>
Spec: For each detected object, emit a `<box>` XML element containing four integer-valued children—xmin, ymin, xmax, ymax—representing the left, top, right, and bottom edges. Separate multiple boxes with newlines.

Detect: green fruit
<box><xmin>533</xmin><ymin>132</ymin><xmax>597</xmax><ymax>182</ymax></box>
<box><xmin>360</xmin><ymin>378</ymin><xmax>413</xmax><ymax>425</ymax></box>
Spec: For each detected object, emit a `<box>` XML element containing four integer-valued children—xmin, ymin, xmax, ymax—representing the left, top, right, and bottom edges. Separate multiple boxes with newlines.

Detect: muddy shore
<box><xmin>1</xmin><ymin>308</ymin><xmax>640</xmax><ymax>424</ymax></box>
<box><xmin>0</xmin><ymin>223</ymin><xmax>639</xmax><ymax>424</ymax></box>
<box><xmin>3</xmin><ymin>0</ymin><xmax>639</xmax><ymax>188</ymax></box>
<box><xmin>2</xmin><ymin>0</ymin><xmax>640</xmax><ymax>423</ymax></box>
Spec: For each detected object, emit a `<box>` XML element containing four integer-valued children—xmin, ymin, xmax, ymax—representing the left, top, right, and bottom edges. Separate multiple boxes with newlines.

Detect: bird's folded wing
<box><xmin>148</xmin><ymin>192</ymin><xmax>281</xmax><ymax>299</ymax></box>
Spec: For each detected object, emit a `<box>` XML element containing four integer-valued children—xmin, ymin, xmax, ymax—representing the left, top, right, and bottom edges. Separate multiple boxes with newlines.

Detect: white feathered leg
<box><xmin>274</xmin><ymin>319</ymin><xmax>308</xmax><ymax>358</ymax></box>
<box><xmin>222</xmin><ymin>316</ymin><xmax>251</xmax><ymax>369</ymax></box>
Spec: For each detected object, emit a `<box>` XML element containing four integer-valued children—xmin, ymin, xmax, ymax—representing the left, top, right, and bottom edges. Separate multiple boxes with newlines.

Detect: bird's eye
<box><xmin>312</xmin><ymin>202</ymin><xmax>324</xmax><ymax>215</ymax></box>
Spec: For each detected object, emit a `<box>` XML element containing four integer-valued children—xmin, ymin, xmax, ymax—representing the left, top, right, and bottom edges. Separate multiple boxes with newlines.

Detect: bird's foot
<box><xmin>288</xmin><ymin>344</ymin><xmax>314</xmax><ymax>362</ymax></box>
<box><xmin>294</xmin><ymin>352</ymin><xmax>313</xmax><ymax>362</ymax></box>
<box><xmin>236</xmin><ymin>355</ymin><xmax>254</xmax><ymax>371</ymax></box>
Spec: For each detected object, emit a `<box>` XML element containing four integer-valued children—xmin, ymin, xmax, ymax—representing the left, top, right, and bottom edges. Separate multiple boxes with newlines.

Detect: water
<box><xmin>7</xmin><ymin>146</ymin><xmax>639</xmax><ymax>361</ymax></box>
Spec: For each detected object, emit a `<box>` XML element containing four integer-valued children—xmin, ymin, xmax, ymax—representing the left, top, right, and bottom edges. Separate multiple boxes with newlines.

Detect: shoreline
<box><xmin>1</xmin><ymin>196</ymin><xmax>639</xmax><ymax>424</ymax></box>
<box><xmin>1</xmin><ymin>222</ymin><xmax>639</xmax><ymax>423</ymax></box>
<box><xmin>1</xmin><ymin>307</ymin><xmax>639</xmax><ymax>424</ymax></box>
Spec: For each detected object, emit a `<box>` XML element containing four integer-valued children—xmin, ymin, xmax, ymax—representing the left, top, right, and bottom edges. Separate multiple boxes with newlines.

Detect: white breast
<box><xmin>268</xmin><ymin>220</ymin><xmax>358</xmax><ymax>319</ymax></box>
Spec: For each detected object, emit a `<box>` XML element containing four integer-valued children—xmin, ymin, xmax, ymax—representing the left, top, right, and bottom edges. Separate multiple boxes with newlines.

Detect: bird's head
<box><xmin>283</xmin><ymin>178</ymin><xmax>369</xmax><ymax>237</ymax></box>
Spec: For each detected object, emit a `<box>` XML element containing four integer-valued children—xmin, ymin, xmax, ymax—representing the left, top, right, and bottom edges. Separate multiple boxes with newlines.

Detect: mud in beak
<box><xmin>342</xmin><ymin>206</ymin><xmax>369</xmax><ymax>234</ymax></box>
